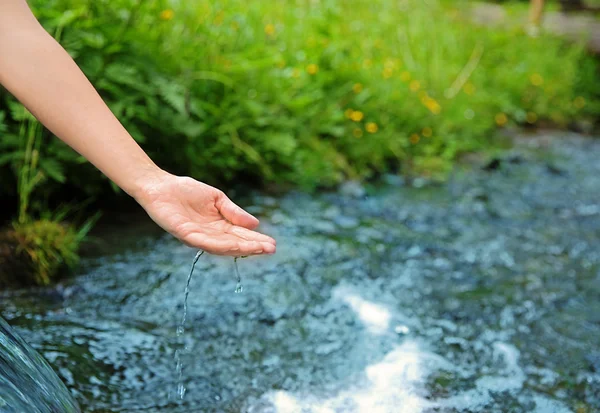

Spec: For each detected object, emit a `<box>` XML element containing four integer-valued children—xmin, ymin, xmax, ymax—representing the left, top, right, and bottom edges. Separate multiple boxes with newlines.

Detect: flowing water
<box><xmin>1</xmin><ymin>132</ymin><xmax>599</xmax><ymax>412</ymax></box>
<box><xmin>0</xmin><ymin>318</ymin><xmax>80</xmax><ymax>412</ymax></box>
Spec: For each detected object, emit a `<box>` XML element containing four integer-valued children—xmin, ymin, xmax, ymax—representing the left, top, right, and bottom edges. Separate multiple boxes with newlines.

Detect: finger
<box><xmin>183</xmin><ymin>233</ymin><xmax>275</xmax><ymax>256</ymax></box>
<box><xmin>215</xmin><ymin>193</ymin><xmax>259</xmax><ymax>230</ymax></box>
<box><xmin>227</xmin><ymin>225</ymin><xmax>276</xmax><ymax>245</ymax></box>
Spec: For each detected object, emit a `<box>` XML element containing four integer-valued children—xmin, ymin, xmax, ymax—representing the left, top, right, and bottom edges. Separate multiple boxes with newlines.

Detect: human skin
<box><xmin>0</xmin><ymin>0</ymin><xmax>276</xmax><ymax>256</ymax></box>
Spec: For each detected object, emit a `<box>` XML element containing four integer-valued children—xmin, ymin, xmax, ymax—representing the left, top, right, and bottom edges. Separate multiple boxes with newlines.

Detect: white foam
<box><xmin>332</xmin><ymin>287</ymin><xmax>391</xmax><ymax>334</ymax></box>
<box><xmin>259</xmin><ymin>340</ymin><xmax>444</xmax><ymax>413</ymax></box>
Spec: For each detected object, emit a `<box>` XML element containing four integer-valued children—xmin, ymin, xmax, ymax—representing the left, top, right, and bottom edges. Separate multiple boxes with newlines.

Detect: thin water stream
<box><xmin>1</xmin><ymin>132</ymin><xmax>599</xmax><ymax>412</ymax></box>
<box><xmin>173</xmin><ymin>250</ymin><xmax>204</xmax><ymax>400</ymax></box>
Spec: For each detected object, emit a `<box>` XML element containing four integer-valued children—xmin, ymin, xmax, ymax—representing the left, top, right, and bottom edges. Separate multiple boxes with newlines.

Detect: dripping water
<box><xmin>172</xmin><ymin>251</ymin><xmax>245</xmax><ymax>400</ymax></box>
<box><xmin>174</xmin><ymin>250</ymin><xmax>204</xmax><ymax>400</ymax></box>
<box><xmin>234</xmin><ymin>256</ymin><xmax>244</xmax><ymax>293</ymax></box>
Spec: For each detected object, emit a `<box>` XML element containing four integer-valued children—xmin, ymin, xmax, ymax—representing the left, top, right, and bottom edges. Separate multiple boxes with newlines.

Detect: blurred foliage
<box><xmin>9</xmin><ymin>215</ymin><xmax>95</xmax><ymax>286</ymax></box>
<box><xmin>0</xmin><ymin>105</ymin><xmax>97</xmax><ymax>287</ymax></box>
<box><xmin>0</xmin><ymin>0</ymin><xmax>598</xmax><ymax>196</ymax></box>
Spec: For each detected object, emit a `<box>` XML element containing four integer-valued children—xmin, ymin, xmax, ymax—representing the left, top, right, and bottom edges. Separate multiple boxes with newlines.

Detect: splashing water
<box><xmin>174</xmin><ymin>250</ymin><xmax>204</xmax><ymax>400</ymax></box>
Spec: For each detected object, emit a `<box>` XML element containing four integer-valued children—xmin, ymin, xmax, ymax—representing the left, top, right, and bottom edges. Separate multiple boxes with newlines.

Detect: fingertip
<box><xmin>261</xmin><ymin>242</ymin><xmax>276</xmax><ymax>255</ymax></box>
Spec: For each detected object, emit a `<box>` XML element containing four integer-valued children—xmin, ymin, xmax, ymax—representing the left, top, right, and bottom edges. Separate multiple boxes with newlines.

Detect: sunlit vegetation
<box><xmin>0</xmin><ymin>0</ymin><xmax>596</xmax><ymax>196</ymax></box>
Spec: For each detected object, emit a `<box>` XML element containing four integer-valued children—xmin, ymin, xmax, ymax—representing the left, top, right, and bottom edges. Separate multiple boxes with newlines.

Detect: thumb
<box><xmin>215</xmin><ymin>192</ymin><xmax>260</xmax><ymax>229</ymax></box>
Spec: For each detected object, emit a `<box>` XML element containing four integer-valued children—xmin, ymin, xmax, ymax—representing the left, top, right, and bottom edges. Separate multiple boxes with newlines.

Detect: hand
<box><xmin>133</xmin><ymin>171</ymin><xmax>276</xmax><ymax>256</ymax></box>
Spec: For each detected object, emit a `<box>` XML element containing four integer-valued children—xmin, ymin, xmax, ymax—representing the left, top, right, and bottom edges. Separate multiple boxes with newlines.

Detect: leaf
<box><xmin>0</xmin><ymin>151</ymin><xmax>24</xmax><ymax>166</ymax></box>
<box><xmin>105</xmin><ymin>63</ymin><xmax>153</xmax><ymax>94</ymax></box>
<box><xmin>80</xmin><ymin>32</ymin><xmax>106</xmax><ymax>49</ymax></box>
<box><xmin>262</xmin><ymin>132</ymin><xmax>297</xmax><ymax>157</ymax></box>
<box><xmin>176</xmin><ymin>119</ymin><xmax>206</xmax><ymax>138</ymax></box>
<box><xmin>8</xmin><ymin>101</ymin><xmax>35</xmax><ymax>122</ymax></box>
<box><xmin>54</xmin><ymin>8</ymin><xmax>85</xmax><ymax>28</ymax></box>
<box><xmin>0</xmin><ymin>110</ymin><xmax>6</xmax><ymax>133</ymax></box>
<box><xmin>155</xmin><ymin>77</ymin><xmax>187</xmax><ymax>115</ymax></box>
<box><xmin>39</xmin><ymin>158</ymin><xmax>66</xmax><ymax>183</ymax></box>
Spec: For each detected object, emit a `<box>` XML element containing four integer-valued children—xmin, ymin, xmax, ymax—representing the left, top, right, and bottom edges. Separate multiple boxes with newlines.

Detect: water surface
<box><xmin>1</xmin><ymin>132</ymin><xmax>599</xmax><ymax>412</ymax></box>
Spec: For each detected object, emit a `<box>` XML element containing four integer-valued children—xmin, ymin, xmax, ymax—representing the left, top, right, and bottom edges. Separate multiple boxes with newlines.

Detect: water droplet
<box><xmin>177</xmin><ymin>383</ymin><xmax>186</xmax><ymax>398</ymax></box>
<box><xmin>234</xmin><ymin>257</ymin><xmax>243</xmax><ymax>294</ymax></box>
<box><xmin>176</xmin><ymin>325</ymin><xmax>185</xmax><ymax>336</ymax></box>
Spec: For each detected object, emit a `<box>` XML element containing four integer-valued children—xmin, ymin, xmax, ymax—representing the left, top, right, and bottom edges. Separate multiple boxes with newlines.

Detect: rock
<box><xmin>339</xmin><ymin>181</ymin><xmax>366</xmax><ymax>198</ymax></box>
<box><xmin>383</xmin><ymin>174</ymin><xmax>405</xmax><ymax>187</ymax></box>
<box><xmin>333</xmin><ymin>215</ymin><xmax>360</xmax><ymax>229</ymax></box>
<box><xmin>586</xmin><ymin>352</ymin><xmax>600</xmax><ymax>372</ymax></box>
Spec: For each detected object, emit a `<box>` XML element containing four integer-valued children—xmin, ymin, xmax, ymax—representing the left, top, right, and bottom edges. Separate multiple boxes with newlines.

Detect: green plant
<box><xmin>12</xmin><ymin>214</ymin><xmax>96</xmax><ymax>286</ymax></box>
<box><xmin>0</xmin><ymin>0</ymin><xmax>597</xmax><ymax>199</ymax></box>
<box><xmin>0</xmin><ymin>102</ymin><xmax>97</xmax><ymax>286</ymax></box>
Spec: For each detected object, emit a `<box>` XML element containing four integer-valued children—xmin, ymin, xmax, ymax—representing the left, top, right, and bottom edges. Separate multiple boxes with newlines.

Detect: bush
<box><xmin>0</xmin><ymin>105</ymin><xmax>96</xmax><ymax>287</ymax></box>
<box><xmin>0</xmin><ymin>0</ymin><xmax>597</xmax><ymax>196</ymax></box>
<box><xmin>0</xmin><ymin>214</ymin><xmax>95</xmax><ymax>287</ymax></box>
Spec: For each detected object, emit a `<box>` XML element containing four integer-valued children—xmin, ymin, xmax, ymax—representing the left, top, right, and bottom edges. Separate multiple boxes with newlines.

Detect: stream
<box><xmin>1</xmin><ymin>131</ymin><xmax>599</xmax><ymax>412</ymax></box>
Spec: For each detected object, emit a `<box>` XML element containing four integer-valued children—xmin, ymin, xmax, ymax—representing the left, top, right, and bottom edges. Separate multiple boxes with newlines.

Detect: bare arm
<box><xmin>0</xmin><ymin>0</ymin><xmax>276</xmax><ymax>256</ymax></box>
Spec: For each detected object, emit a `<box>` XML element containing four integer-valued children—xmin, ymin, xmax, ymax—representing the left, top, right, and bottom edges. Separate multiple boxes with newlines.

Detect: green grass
<box><xmin>0</xmin><ymin>0</ymin><xmax>597</xmax><ymax>195</ymax></box>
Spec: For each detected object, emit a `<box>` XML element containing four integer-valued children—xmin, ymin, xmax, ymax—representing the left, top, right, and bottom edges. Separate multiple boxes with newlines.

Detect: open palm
<box><xmin>135</xmin><ymin>174</ymin><xmax>276</xmax><ymax>256</ymax></box>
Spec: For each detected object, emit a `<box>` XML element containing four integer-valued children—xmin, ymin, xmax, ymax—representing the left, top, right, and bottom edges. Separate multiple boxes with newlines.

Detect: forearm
<box><xmin>0</xmin><ymin>0</ymin><xmax>162</xmax><ymax>199</ymax></box>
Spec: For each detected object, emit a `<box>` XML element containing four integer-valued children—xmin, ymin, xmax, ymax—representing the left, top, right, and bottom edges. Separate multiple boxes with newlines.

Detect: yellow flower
<box><xmin>410</xmin><ymin>133</ymin><xmax>420</xmax><ymax>144</ymax></box>
<box><xmin>495</xmin><ymin>113</ymin><xmax>508</xmax><ymax>126</ymax></box>
<box><xmin>422</xmin><ymin>127</ymin><xmax>432</xmax><ymax>137</ymax></box>
<box><xmin>345</xmin><ymin>109</ymin><xmax>354</xmax><ymax>119</ymax></box>
<box><xmin>353</xmin><ymin>83</ymin><xmax>363</xmax><ymax>94</ymax></box>
<box><xmin>382</xmin><ymin>67</ymin><xmax>393</xmax><ymax>79</ymax></box>
<box><xmin>384</xmin><ymin>58</ymin><xmax>398</xmax><ymax>69</ymax></box>
<box><xmin>409</xmin><ymin>80</ymin><xmax>420</xmax><ymax>92</ymax></box>
<box><xmin>306</xmin><ymin>64</ymin><xmax>319</xmax><ymax>75</ymax></box>
<box><xmin>574</xmin><ymin>96</ymin><xmax>586</xmax><ymax>109</ymax></box>
<box><xmin>463</xmin><ymin>82</ymin><xmax>476</xmax><ymax>95</ymax></box>
<box><xmin>291</xmin><ymin>68</ymin><xmax>300</xmax><ymax>78</ymax></box>
<box><xmin>214</xmin><ymin>11</ymin><xmax>224</xmax><ymax>26</ymax></box>
<box><xmin>423</xmin><ymin>97</ymin><xmax>441</xmax><ymax>114</ymax></box>
<box><xmin>353</xmin><ymin>128</ymin><xmax>363</xmax><ymax>138</ymax></box>
<box><xmin>526</xmin><ymin>112</ymin><xmax>537</xmax><ymax>124</ymax></box>
<box><xmin>366</xmin><ymin>122</ymin><xmax>378</xmax><ymax>133</ymax></box>
<box><xmin>264</xmin><ymin>23</ymin><xmax>275</xmax><ymax>36</ymax></box>
<box><xmin>159</xmin><ymin>9</ymin><xmax>174</xmax><ymax>21</ymax></box>
<box><xmin>530</xmin><ymin>73</ymin><xmax>543</xmax><ymax>86</ymax></box>
<box><xmin>400</xmin><ymin>71</ymin><xmax>411</xmax><ymax>82</ymax></box>
<box><xmin>350</xmin><ymin>111</ymin><xmax>364</xmax><ymax>122</ymax></box>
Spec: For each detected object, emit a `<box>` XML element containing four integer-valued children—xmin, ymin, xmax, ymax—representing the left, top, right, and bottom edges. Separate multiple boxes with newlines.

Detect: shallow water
<box><xmin>1</xmin><ymin>132</ymin><xmax>599</xmax><ymax>412</ymax></box>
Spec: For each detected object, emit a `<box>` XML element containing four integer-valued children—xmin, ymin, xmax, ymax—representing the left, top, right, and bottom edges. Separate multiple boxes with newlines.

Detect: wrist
<box><xmin>126</xmin><ymin>165</ymin><xmax>172</xmax><ymax>205</ymax></box>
